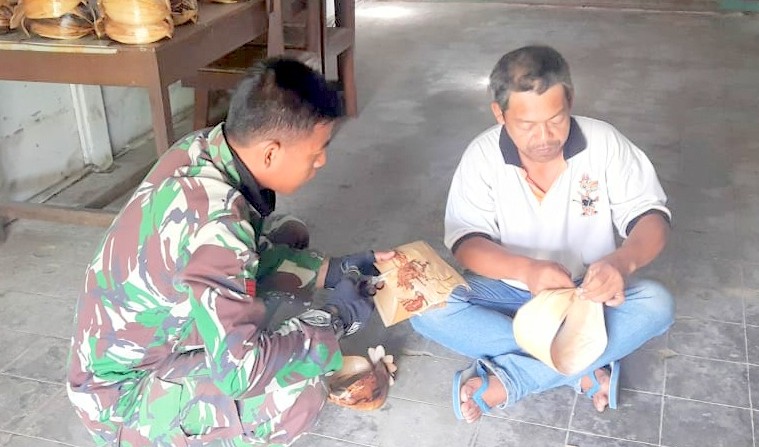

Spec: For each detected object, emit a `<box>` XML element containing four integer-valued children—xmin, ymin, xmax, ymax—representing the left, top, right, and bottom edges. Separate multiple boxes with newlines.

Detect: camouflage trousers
<box><xmin>81</xmin><ymin>215</ymin><xmax>330</xmax><ymax>446</ymax></box>
<box><xmin>112</xmin><ymin>349</ymin><xmax>328</xmax><ymax>447</ymax></box>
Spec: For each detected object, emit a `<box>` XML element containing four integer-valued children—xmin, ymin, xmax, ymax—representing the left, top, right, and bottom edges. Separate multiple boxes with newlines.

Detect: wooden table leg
<box><xmin>193</xmin><ymin>87</ymin><xmax>211</xmax><ymax>131</ymax></box>
<box><xmin>147</xmin><ymin>81</ymin><xmax>174</xmax><ymax>155</ymax></box>
<box><xmin>338</xmin><ymin>47</ymin><xmax>357</xmax><ymax>117</ymax></box>
<box><xmin>0</xmin><ymin>216</ymin><xmax>8</xmax><ymax>243</ymax></box>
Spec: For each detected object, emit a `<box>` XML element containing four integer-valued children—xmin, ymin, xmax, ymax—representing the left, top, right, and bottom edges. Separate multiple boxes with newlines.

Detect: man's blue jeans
<box><xmin>410</xmin><ymin>273</ymin><xmax>675</xmax><ymax>406</ymax></box>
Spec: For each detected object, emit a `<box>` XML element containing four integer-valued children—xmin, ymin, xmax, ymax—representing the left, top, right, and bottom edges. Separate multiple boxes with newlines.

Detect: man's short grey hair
<box><xmin>489</xmin><ymin>45</ymin><xmax>574</xmax><ymax>111</ymax></box>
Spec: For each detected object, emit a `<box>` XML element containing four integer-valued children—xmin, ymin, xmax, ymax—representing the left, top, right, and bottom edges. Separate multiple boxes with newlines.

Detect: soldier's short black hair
<box><xmin>489</xmin><ymin>45</ymin><xmax>574</xmax><ymax>111</ymax></box>
<box><xmin>225</xmin><ymin>57</ymin><xmax>343</xmax><ymax>143</ymax></box>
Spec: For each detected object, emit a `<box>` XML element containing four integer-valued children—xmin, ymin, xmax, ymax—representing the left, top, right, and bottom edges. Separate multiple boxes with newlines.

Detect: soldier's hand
<box><xmin>324</xmin><ymin>250</ymin><xmax>395</xmax><ymax>289</ymax></box>
<box><xmin>524</xmin><ymin>260</ymin><xmax>575</xmax><ymax>296</ymax></box>
<box><xmin>323</xmin><ymin>275</ymin><xmax>376</xmax><ymax>336</ymax></box>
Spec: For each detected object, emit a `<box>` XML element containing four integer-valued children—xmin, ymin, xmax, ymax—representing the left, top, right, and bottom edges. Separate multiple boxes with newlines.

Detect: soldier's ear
<box><xmin>262</xmin><ymin>140</ymin><xmax>282</xmax><ymax>168</ymax></box>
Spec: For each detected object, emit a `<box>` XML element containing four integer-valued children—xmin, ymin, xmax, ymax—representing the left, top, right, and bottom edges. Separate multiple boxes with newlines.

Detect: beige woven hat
<box><xmin>513</xmin><ymin>288</ymin><xmax>607</xmax><ymax>376</ymax></box>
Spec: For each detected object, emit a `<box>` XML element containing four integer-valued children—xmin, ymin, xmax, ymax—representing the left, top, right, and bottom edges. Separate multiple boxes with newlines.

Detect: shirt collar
<box><xmin>498</xmin><ymin>117</ymin><xmax>587</xmax><ymax>167</ymax></box>
<box><xmin>205</xmin><ymin>123</ymin><xmax>276</xmax><ymax>217</ymax></box>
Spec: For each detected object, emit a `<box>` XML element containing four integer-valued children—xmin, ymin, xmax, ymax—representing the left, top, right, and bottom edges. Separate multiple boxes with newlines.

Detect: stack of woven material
<box><xmin>99</xmin><ymin>0</ymin><xmax>175</xmax><ymax>44</ymax></box>
<box><xmin>0</xmin><ymin>0</ymin><xmax>15</xmax><ymax>33</ymax></box>
<box><xmin>9</xmin><ymin>0</ymin><xmax>98</xmax><ymax>39</ymax></box>
<box><xmin>169</xmin><ymin>0</ymin><xmax>197</xmax><ymax>26</ymax></box>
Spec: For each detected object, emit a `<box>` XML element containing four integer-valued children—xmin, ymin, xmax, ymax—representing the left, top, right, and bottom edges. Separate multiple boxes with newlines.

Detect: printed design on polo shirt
<box><xmin>574</xmin><ymin>174</ymin><xmax>599</xmax><ymax>216</ymax></box>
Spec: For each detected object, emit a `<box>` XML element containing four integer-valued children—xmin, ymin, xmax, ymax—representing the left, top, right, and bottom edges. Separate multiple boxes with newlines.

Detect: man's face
<box><xmin>492</xmin><ymin>84</ymin><xmax>571</xmax><ymax>164</ymax></box>
<box><xmin>269</xmin><ymin>122</ymin><xmax>333</xmax><ymax>194</ymax></box>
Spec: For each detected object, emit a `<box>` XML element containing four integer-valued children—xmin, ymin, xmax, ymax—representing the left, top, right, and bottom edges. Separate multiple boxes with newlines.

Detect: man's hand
<box><xmin>323</xmin><ymin>250</ymin><xmax>395</xmax><ymax>289</ymax></box>
<box><xmin>579</xmin><ymin>260</ymin><xmax>626</xmax><ymax>306</ymax></box>
<box><xmin>323</xmin><ymin>276</ymin><xmax>377</xmax><ymax>336</ymax></box>
<box><xmin>524</xmin><ymin>260</ymin><xmax>575</xmax><ymax>296</ymax></box>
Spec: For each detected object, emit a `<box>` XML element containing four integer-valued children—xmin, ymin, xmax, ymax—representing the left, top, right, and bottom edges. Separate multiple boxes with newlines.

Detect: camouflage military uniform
<box><xmin>67</xmin><ymin>123</ymin><xmax>343</xmax><ymax>446</ymax></box>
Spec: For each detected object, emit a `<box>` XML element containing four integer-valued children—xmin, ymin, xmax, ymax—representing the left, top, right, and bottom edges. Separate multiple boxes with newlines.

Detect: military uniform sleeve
<box><xmin>177</xmin><ymin>215</ymin><xmax>342</xmax><ymax>400</ymax></box>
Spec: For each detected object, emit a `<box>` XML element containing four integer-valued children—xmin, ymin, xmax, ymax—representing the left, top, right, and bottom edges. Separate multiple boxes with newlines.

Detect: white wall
<box><xmin>0</xmin><ymin>81</ymin><xmax>86</xmax><ymax>201</ymax></box>
<box><xmin>102</xmin><ymin>82</ymin><xmax>194</xmax><ymax>151</ymax></box>
<box><xmin>0</xmin><ymin>80</ymin><xmax>193</xmax><ymax>202</ymax></box>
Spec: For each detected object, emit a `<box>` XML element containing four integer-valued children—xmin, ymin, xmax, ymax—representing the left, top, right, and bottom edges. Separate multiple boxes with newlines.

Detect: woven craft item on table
<box><xmin>0</xmin><ymin>0</ymin><xmax>15</xmax><ymax>33</ymax></box>
<box><xmin>169</xmin><ymin>0</ymin><xmax>196</xmax><ymax>26</ymax></box>
<box><xmin>9</xmin><ymin>0</ymin><xmax>99</xmax><ymax>39</ymax></box>
<box><xmin>512</xmin><ymin>288</ymin><xmax>608</xmax><ymax>376</ymax></box>
<box><xmin>99</xmin><ymin>0</ymin><xmax>174</xmax><ymax>44</ymax></box>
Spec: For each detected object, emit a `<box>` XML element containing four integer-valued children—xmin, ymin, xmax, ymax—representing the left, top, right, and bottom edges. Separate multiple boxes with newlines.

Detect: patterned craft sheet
<box><xmin>373</xmin><ymin>240</ymin><xmax>468</xmax><ymax>326</ymax></box>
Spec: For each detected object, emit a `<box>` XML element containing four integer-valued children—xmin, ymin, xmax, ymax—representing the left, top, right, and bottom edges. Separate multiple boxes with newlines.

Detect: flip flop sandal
<box><xmin>452</xmin><ymin>361</ymin><xmax>492</xmax><ymax>420</ymax></box>
<box><xmin>584</xmin><ymin>360</ymin><xmax>621</xmax><ymax>410</ymax></box>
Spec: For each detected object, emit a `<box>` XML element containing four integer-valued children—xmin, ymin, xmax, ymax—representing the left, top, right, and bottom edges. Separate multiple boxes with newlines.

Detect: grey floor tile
<box><xmin>292</xmin><ymin>434</ymin><xmax>374</xmax><ymax>447</ymax></box>
<box><xmin>661</xmin><ymin>397</ymin><xmax>753</xmax><ymax>447</ymax></box>
<box><xmin>665</xmin><ymin>356</ymin><xmax>749</xmax><ymax>407</ymax></box>
<box><xmin>671</xmin><ymin>230</ymin><xmax>743</xmax><ymax>263</ymax></box>
<box><xmin>673</xmin><ymin>284</ymin><xmax>745</xmax><ymax>324</ymax></box>
<box><xmin>376</xmin><ymin>398</ymin><xmax>476</xmax><ymax>447</ymax></box>
<box><xmin>570</xmin><ymin>390</ymin><xmax>661</xmax><ymax>444</ymax></box>
<box><xmin>669</xmin><ymin>197</ymin><xmax>736</xmax><ymax>234</ymax></box>
<box><xmin>489</xmin><ymin>386</ymin><xmax>575</xmax><ymax>429</ymax></box>
<box><xmin>0</xmin><ymin>258</ymin><xmax>86</xmax><ymax>300</ymax></box>
<box><xmin>311</xmin><ymin>402</ymin><xmax>383</xmax><ymax>446</ymax></box>
<box><xmin>0</xmin><ymin>292</ymin><xmax>75</xmax><ymax>340</ymax></box>
<box><xmin>744</xmin><ymin>289</ymin><xmax>759</xmax><ymax>325</ymax></box>
<box><xmin>0</xmin><ymin>221</ymin><xmax>101</xmax><ymax>269</ymax></box>
<box><xmin>620</xmin><ymin>349</ymin><xmax>665</xmax><ymax>395</ymax></box>
<box><xmin>388</xmin><ymin>355</ymin><xmax>467</xmax><ymax>407</ymax></box>
<box><xmin>640</xmin><ymin>333</ymin><xmax>668</xmax><ymax>352</ymax></box>
<box><xmin>567</xmin><ymin>431</ymin><xmax>658</xmax><ymax>447</ymax></box>
<box><xmin>474</xmin><ymin>417</ymin><xmax>566</xmax><ymax>447</ymax></box>
<box><xmin>0</xmin><ymin>434</ymin><xmax>71</xmax><ymax>447</ymax></box>
<box><xmin>737</xmin><ymin>233</ymin><xmax>759</xmax><ymax>264</ymax></box>
<box><xmin>746</xmin><ymin>325</ymin><xmax>759</xmax><ymax>365</ymax></box>
<box><xmin>671</xmin><ymin>257</ymin><xmax>742</xmax><ymax>289</ymax></box>
<box><xmin>16</xmin><ymin>389</ymin><xmax>95</xmax><ymax>447</ymax></box>
<box><xmin>744</xmin><ymin>264</ymin><xmax>759</xmax><ymax>289</ymax></box>
<box><xmin>749</xmin><ymin>366</ymin><xmax>759</xmax><ymax>409</ymax></box>
<box><xmin>2</xmin><ymin>337</ymin><xmax>69</xmax><ymax>384</ymax></box>
<box><xmin>0</xmin><ymin>330</ymin><xmax>39</xmax><ymax>372</ymax></box>
<box><xmin>0</xmin><ymin>375</ymin><xmax>61</xmax><ymax>432</ymax></box>
<box><xmin>668</xmin><ymin>318</ymin><xmax>746</xmax><ymax>362</ymax></box>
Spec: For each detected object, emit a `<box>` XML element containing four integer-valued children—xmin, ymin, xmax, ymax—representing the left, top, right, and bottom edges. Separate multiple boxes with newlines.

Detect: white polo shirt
<box><xmin>445</xmin><ymin>116</ymin><xmax>670</xmax><ymax>290</ymax></box>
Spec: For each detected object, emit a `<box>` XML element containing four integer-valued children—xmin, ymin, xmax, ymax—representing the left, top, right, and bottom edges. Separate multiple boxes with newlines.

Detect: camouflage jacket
<box><xmin>67</xmin><ymin>124</ymin><xmax>343</xmax><ymax>444</ymax></box>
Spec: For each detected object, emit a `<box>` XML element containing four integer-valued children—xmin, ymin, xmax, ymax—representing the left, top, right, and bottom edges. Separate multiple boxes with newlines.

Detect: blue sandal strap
<box><xmin>471</xmin><ymin>363</ymin><xmax>493</xmax><ymax>413</ymax></box>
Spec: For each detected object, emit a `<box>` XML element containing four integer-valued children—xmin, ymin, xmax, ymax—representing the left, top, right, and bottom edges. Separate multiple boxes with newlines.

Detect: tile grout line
<box><xmin>0</xmin><ymin>428</ymin><xmax>77</xmax><ymax>447</ymax></box>
<box><xmin>0</xmin><ymin>371</ymin><xmax>67</xmax><ymax>387</ymax></box>
<box><xmin>563</xmin><ymin>391</ymin><xmax>578</xmax><ymax>446</ymax></box>
<box><xmin>742</xmin><ymin>265</ymin><xmax>757</xmax><ymax>447</ymax></box>
<box><xmin>670</xmin><ymin>351</ymin><xmax>757</xmax><ymax>367</ymax></box>
<box><xmin>663</xmin><ymin>393</ymin><xmax>755</xmax><ymax>411</ymax></box>
<box><xmin>4</xmin><ymin>328</ymin><xmax>72</xmax><ymax>341</ymax></box>
<box><xmin>674</xmin><ymin>315</ymin><xmax>745</xmax><ymax>327</ymax></box>
<box><xmin>566</xmin><ymin>428</ymin><xmax>660</xmax><ymax>446</ymax></box>
<box><xmin>659</xmin><ymin>328</ymin><xmax>672</xmax><ymax>447</ymax></box>
<box><xmin>307</xmin><ymin>433</ymin><xmax>378</xmax><ymax>447</ymax></box>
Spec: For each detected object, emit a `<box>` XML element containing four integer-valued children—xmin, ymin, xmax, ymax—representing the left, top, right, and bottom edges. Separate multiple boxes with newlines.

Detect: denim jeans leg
<box><xmin>412</xmin><ymin>274</ymin><xmax>675</xmax><ymax>406</ymax></box>
<box><xmin>488</xmin><ymin>278</ymin><xmax>675</xmax><ymax>403</ymax></box>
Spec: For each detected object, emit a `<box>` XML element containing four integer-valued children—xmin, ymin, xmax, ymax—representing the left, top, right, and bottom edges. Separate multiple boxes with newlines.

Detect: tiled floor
<box><xmin>2</xmin><ymin>2</ymin><xmax>759</xmax><ymax>446</ymax></box>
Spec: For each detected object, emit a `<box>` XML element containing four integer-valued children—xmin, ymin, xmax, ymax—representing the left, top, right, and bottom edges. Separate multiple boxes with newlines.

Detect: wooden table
<box><xmin>0</xmin><ymin>0</ymin><xmax>269</xmax><ymax>232</ymax></box>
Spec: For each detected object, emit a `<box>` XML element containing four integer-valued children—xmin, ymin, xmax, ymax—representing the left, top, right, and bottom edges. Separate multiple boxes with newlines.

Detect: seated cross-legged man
<box><xmin>411</xmin><ymin>45</ymin><xmax>675</xmax><ymax>423</ymax></box>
